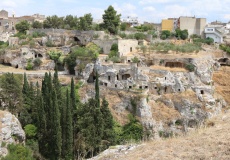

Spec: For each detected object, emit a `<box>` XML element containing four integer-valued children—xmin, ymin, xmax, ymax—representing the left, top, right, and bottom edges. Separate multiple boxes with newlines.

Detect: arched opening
<box><xmin>130</xmin><ymin>47</ymin><xmax>132</xmax><ymax>52</ymax></box>
<box><xmin>139</xmin><ymin>86</ymin><xmax>142</xmax><ymax>89</ymax></box>
<box><xmin>128</xmin><ymin>60</ymin><xmax>131</xmax><ymax>63</ymax></box>
<box><xmin>200</xmin><ymin>90</ymin><xmax>204</xmax><ymax>94</ymax></box>
<box><xmin>218</xmin><ymin>58</ymin><xmax>228</xmax><ymax>63</ymax></box>
<box><xmin>117</xmin><ymin>75</ymin><xmax>119</xmax><ymax>80</ymax></box>
<box><xmin>87</xmin><ymin>72</ymin><xmax>96</xmax><ymax>83</ymax></box>
<box><xmin>15</xmin><ymin>64</ymin><xmax>18</xmax><ymax>68</ymax></box>
<box><xmin>38</xmin><ymin>53</ymin><xmax>43</xmax><ymax>58</ymax></box>
<box><xmin>74</xmin><ymin>37</ymin><xmax>81</xmax><ymax>43</ymax></box>
<box><xmin>122</xmin><ymin>74</ymin><xmax>131</xmax><ymax>80</ymax></box>
<box><xmin>108</xmin><ymin>75</ymin><xmax>111</xmax><ymax>81</ymax></box>
<box><xmin>165</xmin><ymin>86</ymin><xmax>167</xmax><ymax>93</ymax></box>
<box><xmin>115</xmin><ymin>84</ymin><xmax>117</xmax><ymax>88</ymax></box>
<box><xmin>2</xmin><ymin>62</ymin><xmax>12</xmax><ymax>66</ymax></box>
<box><xmin>145</xmin><ymin>86</ymin><xmax>148</xmax><ymax>89</ymax></box>
<box><xmin>129</xmin><ymin>86</ymin><xmax>132</xmax><ymax>89</ymax></box>
<box><xmin>165</xmin><ymin>62</ymin><xmax>185</xmax><ymax>68</ymax></box>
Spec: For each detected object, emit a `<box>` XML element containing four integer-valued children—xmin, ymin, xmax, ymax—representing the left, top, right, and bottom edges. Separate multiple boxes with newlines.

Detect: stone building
<box><xmin>179</xmin><ymin>16</ymin><xmax>206</xmax><ymax>37</ymax></box>
<box><xmin>93</xmin><ymin>39</ymin><xmax>138</xmax><ymax>56</ymax></box>
<box><xmin>0</xmin><ymin>10</ymin><xmax>45</xmax><ymax>33</ymax></box>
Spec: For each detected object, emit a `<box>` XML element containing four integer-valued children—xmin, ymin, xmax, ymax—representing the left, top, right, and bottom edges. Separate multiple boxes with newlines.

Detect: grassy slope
<box><xmin>99</xmin><ymin>110</ymin><xmax>230</xmax><ymax>160</ymax></box>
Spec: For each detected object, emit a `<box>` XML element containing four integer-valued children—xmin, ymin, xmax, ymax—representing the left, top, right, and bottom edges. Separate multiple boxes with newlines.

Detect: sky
<box><xmin>1</xmin><ymin>0</ymin><xmax>230</xmax><ymax>23</ymax></box>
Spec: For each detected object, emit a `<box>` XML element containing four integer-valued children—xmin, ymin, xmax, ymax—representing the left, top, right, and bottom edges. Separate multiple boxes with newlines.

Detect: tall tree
<box><xmin>65</xmin><ymin>89</ymin><xmax>73</xmax><ymax>159</ymax></box>
<box><xmin>79</xmin><ymin>13</ymin><xmax>93</xmax><ymax>31</ymax></box>
<box><xmin>102</xmin><ymin>5</ymin><xmax>121</xmax><ymax>34</ymax></box>
<box><xmin>32</xmin><ymin>21</ymin><xmax>43</xmax><ymax>29</ymax></box>
<box><xmin>95</xmin><ymin>71</ymin><xmax>100</xmax><ymax>108</ymax></box>
<box><xmin>43</xmin><ymin>15</ymin><xmax>64</xmax><ymax>29</ymax></box>
<box><xmin>64</xmin><ymin>15</ymin><xmax>79</xmax><ymax>29</ymax></box>
<box><xmin>15</xmin><ymin>20</ymin><xmax>30</xmax><ymax>34</ymax></box>
<box><xmin>101</xmin><ymin>97</ymin><xmax>115</xmax><ymax>148</ymax></box>
<box><xmin>36</xmin><ymin>83</ymin><xmax>47</xmax><ymax>157</ymax></box>
<box><xmin>0</xmin><ymin>73</ymin><xmax>23</xmax><ymax>115</ymax></box>
<box><xmin>51</xmin><ymin>90</ymin><xmax>62</xmax><ymax>160</ymax></box>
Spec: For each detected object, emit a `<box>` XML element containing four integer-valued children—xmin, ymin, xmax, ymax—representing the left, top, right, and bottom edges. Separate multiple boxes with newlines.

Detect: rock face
<box><xmin>77</xmin><ymin>54</ymin><xmax>227</xmax><ymax>138</ymax></box>
<box><xmin>0</xmin><ymin>110</ymin><xmax>25</xmax><ymax>157</ymax></box>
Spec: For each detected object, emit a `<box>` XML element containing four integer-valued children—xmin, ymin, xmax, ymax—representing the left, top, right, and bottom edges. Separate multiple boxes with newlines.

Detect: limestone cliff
<box><xmin>0</xmin><ymin>110</ymin><xmax>25</xmax><ymax>157</ymax></box>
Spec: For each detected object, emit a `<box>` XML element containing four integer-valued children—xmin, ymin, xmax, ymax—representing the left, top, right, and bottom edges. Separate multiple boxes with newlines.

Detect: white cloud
<box><xmin>143</xmin><ymin>6</ymin><xmax>155</xmax><ymax>12</ymax></box>
<box><xmin>139</xmin><ymin>0</ymin><xmax>170</xmax><ymax>5</ymax></box>
<box><xmin>112</xmin><ymin>3</ymin><xmax>137</xmax><ymax>17</ymax></box>
<box><xmin>223</xmin><ymin>14</ymin><xmax>230</xmax><ymax>21</ymax></box>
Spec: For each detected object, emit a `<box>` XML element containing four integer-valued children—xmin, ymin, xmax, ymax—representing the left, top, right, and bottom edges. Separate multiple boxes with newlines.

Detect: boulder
<box><xmin>0</xmin><ymin>110</ymin><xmax>25</xmax><ymax>157</ymax></box>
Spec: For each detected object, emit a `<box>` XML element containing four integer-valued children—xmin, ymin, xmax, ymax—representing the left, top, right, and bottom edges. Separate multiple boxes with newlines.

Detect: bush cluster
<box><xmin>151</xmin><ymin>42</ymin><xmax>201</xmax><ymax>53</ymax></box>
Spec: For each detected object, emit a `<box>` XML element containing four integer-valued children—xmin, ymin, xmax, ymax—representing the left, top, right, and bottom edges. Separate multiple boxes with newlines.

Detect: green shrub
<box><xmin>33</xmin><ymin>58</ymin><xmax>42</xmax><ymax>67</ymax></box>
<box><xmin>32</xmin><ymin>31</ymin><xmax>46</xmax><ymax>38</ymax></box>
<box><xmin>2</xmin><ymin>144</ymin><xmax>34</xmax><ymax>160</ymax></box>
<box><xmin>160</xmin><ymin>30</ymin><xmax>171</xmax><ymax>39</ymax></box>
<box><xmin>110</xmin><ymin>43</ymin><xmax>118</xmax><ymax>52</ymax></box>
<box><xmin>45</xmin><ymin>40</ymin><xmax>55</xmax><ymax>47</ymax></box>
<box><xmin>24</xmin><ymin>124</ymin><xmax>37</xmax><ymax>139</ymax></box>
<box><xmin>131</xmin><ymin>56</ymin><xmax>139</xmax><ymax>63</ymax></box>
<box><xmin>20</xmin><ymin>41</ymin><xmax>29</xmax><ymax>46</ymax></box>
<box><xmin>29</xmin><ymin>40</ymin><xmax>35</xmax><ymax>48</ymax></box>
<box><xmin>186</xmin><ymin>63</ymin><xmax>195</xmax><ymax>72</ymax></box>
<box><xmin>48</xmin><ymin>50</ymin><xmax>62</xmax><ymax>62</ymax></box>
<box><xmin>108</xmin><ymin>56</ymin><xmax>121</xmax><ymax>63</ymax></box>
<box><xmin>118</xmin><ymin>33</ymin><xmax>127</xmax><ymax>38</ymax></box>
<box><xmin>122</xmin><ymin>114</ymin><xmax>143</xmax><ymax>141</ymax></box>
<box><xmin>93</xmin><ymin>34</ymin><xmax>99</xmax><ymax>39</ymax></box>
<box><xmin>13</xmin><ymin>32</ymin><xmax>27</xmax><ymax>39</ymax></box>
<box><xmin>134</xmin><ymin>32</ymin><xmax>146</xmax><ymax>40</ymax></box>
<box><xmin>108</xmin><ymin>50</ymin><xmax>119</xmax><ymax>58</ymax></box>
<box><xmin>26</xmin><ymin>61</ymin><xmax>33</xmax><ymax>70</ymax></box>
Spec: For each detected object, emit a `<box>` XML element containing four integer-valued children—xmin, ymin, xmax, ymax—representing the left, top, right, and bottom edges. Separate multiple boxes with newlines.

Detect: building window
<box><xmin>201</xmin><ymin>90</ymin><xmax>204</xmax><ymax>94</ymax></box>
<box><xmin>108</xmin><ymin>76</ymin><xmax>111</xmax><ymax>81</ymax></box>
<box><xmin>130</xmin><ymin>47</ymin><xmax>132</xmax><ymax>52</ymax></box>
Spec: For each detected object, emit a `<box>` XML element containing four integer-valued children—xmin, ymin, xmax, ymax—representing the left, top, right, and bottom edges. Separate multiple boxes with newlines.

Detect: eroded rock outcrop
<box><xmin>0</xmin><ymin>110</ymin><xmax>25</xmax><ymax>157</ymax></box>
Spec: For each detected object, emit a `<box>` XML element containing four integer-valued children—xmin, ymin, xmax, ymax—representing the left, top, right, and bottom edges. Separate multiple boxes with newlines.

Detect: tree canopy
<box><xmin>15</xmin><ymin>20</ymin><xmax>30</xmax><ymax>34</ymax></box>
<box><xmin>102</xmin><ymin>5</ymin><xmax>121</xmax><ymax>34</ymax></box>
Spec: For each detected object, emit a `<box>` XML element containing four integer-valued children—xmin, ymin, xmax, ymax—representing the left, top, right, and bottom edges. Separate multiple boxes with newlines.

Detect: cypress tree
<box><xmin>70</xmin><ymin>77</ymin><xmax>77</xmax><ymax>158</ymax></box>
<box><xmin>51</xmin><ymin>89</ymin><xmax>62</xmax><ymax>160</ymax></box>
<box><xmin>20</xmin><ymin>73</ymin><xmax>33</xmax><ymax>127</ymax></box>
<box><xmin>22</xmin><ymin>73</ymin><xmax>29</xmax><ymax>94</ymax></box>
<box><xmin>61</xmin><ymin>93</ymin><xmax>67</xmax><ymax>157</ymax></box>
<box><xmin>101</xmin><ymin>97</ymin><xmax>115</xmax><ymax>147</ymax></box>
<box><xmin>95</xmin><ymin>71</ymin><xmax>100</xmax><ymax>108</ymax></box>
<box><xmin>65</xmin><ymin>89</ymin><xmax>73</xmax><ymax>159</ymax></box>
<box><xmin>36</xmin><ymin>84</ymin><xmax>47</xmax><ymax>156</ymax></box>
<box><xmin>70</xmin><ymin>77</ymin><xmax>76</xmax><ymax>111</ymax></box>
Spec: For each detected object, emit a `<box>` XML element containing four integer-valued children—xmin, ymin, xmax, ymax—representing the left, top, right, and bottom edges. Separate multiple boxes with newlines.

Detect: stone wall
<box><xmin>118</xmin><ymin>39</ymin><xmax>138</xmax><ymax>56</ymax></box>
<box><xmin>92</xmin><ymin>39</ymin><xmax>117</xmax><ymax>54</ymax></box>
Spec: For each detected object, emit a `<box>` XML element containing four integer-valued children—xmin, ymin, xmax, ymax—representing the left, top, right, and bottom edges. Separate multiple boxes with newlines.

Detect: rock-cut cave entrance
<box><xmin>165</xmin><ymin>62</ymin><xmax>185</xmax><ymax>68</ymax></box>
<box><xmin>87</xmin><ymin>72</ymin><xmax>96</xmax><ymax>83</ymax></box>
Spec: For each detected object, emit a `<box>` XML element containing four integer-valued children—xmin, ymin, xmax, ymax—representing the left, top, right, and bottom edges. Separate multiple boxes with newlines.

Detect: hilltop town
<box><xmin>0</xmin><ymin>5</ymin><xmax>230</xmax><ymax>159</ymax></box>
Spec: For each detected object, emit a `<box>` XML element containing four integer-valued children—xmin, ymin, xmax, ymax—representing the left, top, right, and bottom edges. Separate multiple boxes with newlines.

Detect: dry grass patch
<box><xmin>149</xmin><ymin>101</ymin><xmax>181</xmax><ymax>123</ymax></box>
<box><xmin>150</xmin><ymin>65</ymin><xmax>187</xmax><ymax>72</ymax></box>
<box><xmin>163</xmin><ymin>89</ymin><xmax>199</xmax><ymax>103</ymax></box>
<box><xmin>213</xmin><ymin>66</ymin><xmax>230</xmax><ymax>104</ymax></box>
<box><xmin>99</xmin><ymin>111</ymin><xmax>230</xmax><ymax>160</ymax></box>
